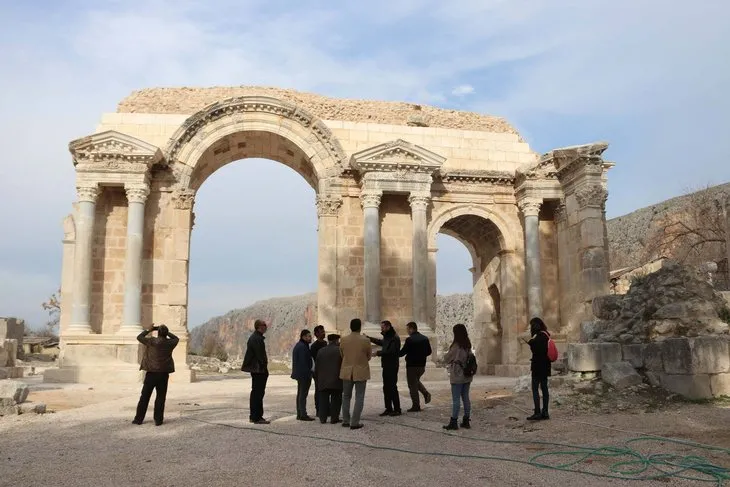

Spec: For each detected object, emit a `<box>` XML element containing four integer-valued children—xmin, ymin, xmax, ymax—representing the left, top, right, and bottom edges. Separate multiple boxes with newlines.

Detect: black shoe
<box><xmin>155</xmin><ymin>421</ymin><xmax>163</xmax><ymax>426</ymax></box>
<box><xmin>297</xmin><ymin>415</ymin><xmax>315</xmax><ymax>421</ymax></box>
<box><xmin>320</xmin><ymin>419</ymin><xmax>327</xmax><ymax>424</ymax></box>
<box><xmin>342</xmin><ymin>422</ymin><xmax>350</xmax><ymax>427</ymax></box>
<box><xmin>407</xmin><ymin>406</ymin><xmax>422</xmax><ymax>412</ymax></box>
<box><xmin>331</xmin><ymin>419</ymin><xmax>342</xmax><ymax>425</ymax></box>
<box><xmin>526</xmin><ymin>413</ymin><xmax>542</xmax><ymax>421</ymax></box>
<box><xmin>350</xmin><ymin>424</ymin><xmax>364</xmax><ymax>430</ymax></box>
<box><xmin>390</xmin><ymin>410</ymin><xmax>402</xmax><ymax>416</ymax></box>
<box><xmin>379</xmin><ymin>410</ymin><xmax>393</xmax><ymax>417</ymax></box>
<box><xmin>252</xmin><ymin>418</ymin><xmax>271</xmax><ymax>424</ymax></box>
<box><xmin>131</xmin><ymin>419</ymin><xmax>143</xmax><ymax>425</ymax></box>
<box><xmin>541</xmin><ymin>411</ymin><xmax>550</xmax><ymax>420</ymax></box>
<box><xmin>424</xmin><ymin>392</ymin><xmax>432</xmax><ymax>404</ymax></box>
<box><xmin>460</xmin><ymin>416</ymin><xmax>471</xmax><ymax>429</ymax></box>
<box><xmin>443</xmin><ymin>418</ymin><xmax>458</xmax><ymax>430</ymax></box>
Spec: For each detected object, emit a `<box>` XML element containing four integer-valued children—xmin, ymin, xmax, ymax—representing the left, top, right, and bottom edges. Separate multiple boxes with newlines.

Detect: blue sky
<box><xmin>0</xmin><ymin>0</ymin><xmax>728</xmax><ymax>329</ymax></box>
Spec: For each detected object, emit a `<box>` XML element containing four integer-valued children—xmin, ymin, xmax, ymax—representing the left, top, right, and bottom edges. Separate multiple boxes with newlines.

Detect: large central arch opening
<box><xmin>433</xmin><ymin>212</ymin><xmax>505</xmax><ymax>374</ymax></box>
<box><xmin>185</xmin><ymin>130</ymin><xmax>319</xmax><ymax>363</ymax></box>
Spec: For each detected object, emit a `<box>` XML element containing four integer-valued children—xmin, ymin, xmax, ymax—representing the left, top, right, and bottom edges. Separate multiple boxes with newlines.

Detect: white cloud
<box><xmin>451</xmin><ymin>84</ymin><xmax>475</xmax><ymax>96</ymax></box>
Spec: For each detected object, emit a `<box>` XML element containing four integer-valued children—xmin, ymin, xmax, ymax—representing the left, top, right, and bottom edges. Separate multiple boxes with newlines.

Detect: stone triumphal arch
<box><xmin>46</xmin><ymin>86</ymin><xmax>614</xmax><ymax>383</ymax></box>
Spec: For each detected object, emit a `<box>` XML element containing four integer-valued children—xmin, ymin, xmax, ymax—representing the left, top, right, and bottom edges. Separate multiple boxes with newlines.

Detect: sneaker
<box><xmin>379</xmin><ymin>410</ymin><xmax>393</xmax><ymax>417</ymax></box>
<box><xmin>407</xmin><ymin>406</ymin><xmax>422</xmax><ymax>412</ymax></box>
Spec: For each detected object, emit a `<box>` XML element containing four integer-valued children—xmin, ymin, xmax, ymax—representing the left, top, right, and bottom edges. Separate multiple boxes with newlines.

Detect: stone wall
<box><xmin>0</xmin><ymin>318</ymin><xmax>24</xmax><ymax>360</ymax></box>
<box><xmin>117</xmin><ymin>86</ymin><xmax>518</xmax><ymax>134</ymax></box>
<box><xmin>379</xmin><ymin>194</ymin><xmax>413</xmax><ymax>331</ymax></box>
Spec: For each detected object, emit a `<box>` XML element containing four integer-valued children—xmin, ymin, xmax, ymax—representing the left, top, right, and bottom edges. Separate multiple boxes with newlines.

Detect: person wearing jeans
<box><xmin>524</xmin><ymin>317</ymin><xmax>551</xmax><ymax>421</ymax></box>
<box><xmin>291</xmin><ymin>329</ymin><xmax>315</xmax><ymax>421</ymax></box>
<box><xmin>339</xmin><ymin>318</ymin><xmax>372</xmax><ymax>430</ymax></box>
<box><xmin>443</xmin><ymin>323</ymin><xmax>473</xmax><ymax>430</ymax></box>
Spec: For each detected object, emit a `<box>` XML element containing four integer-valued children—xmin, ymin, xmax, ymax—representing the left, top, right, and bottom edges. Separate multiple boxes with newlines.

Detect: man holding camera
<box><xmin>132</xmin><ymin>324</ymin><xmax>179</xmax><ymax>426</ymax></box>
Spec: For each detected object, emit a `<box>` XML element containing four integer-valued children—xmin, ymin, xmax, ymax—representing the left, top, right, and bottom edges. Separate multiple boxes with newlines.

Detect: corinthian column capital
<box><xmin>76</xmin><ymin>184</ymin><xmax>100</xmax><ymax>203</ymax></box>
<box><xmin>517</xmin><ymin>198</ymin><xmax>542</xmax><ymax>217</ymax></box>
<box><xmin>124</xmin><ymin>184</ymin><xmax>150</xmax><ymax>204</ymax></box>
<box><xmin>408</xmin><ymin>193</ymin><xmax>430</xmax><ymax>212</ymax></box>
<box><xmin>316</xmin><ymin>196</ymin><xmax>343</xmax><ymax>217</ymax></box>
<box><xmin>360</xmin><ymin>191</ymin><xmax>382</xmax><ymax>209</ymax></box>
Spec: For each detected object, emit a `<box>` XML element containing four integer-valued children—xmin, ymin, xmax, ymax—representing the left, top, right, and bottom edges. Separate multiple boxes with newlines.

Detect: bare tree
<box><xmin>41</xmin><ymin>289</ymin><xmax>61</xmax><ymax>338</ymax></box>
<box><xmin>644</xmin><ymin>186</ymin><xmax>728</xmax><ymax>268</ymax></box>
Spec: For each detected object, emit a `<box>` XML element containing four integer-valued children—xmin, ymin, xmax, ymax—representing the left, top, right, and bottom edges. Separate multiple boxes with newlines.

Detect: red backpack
<box><xmin>543</xmin><ymin>331</ymin><xmax>558</xmax><ymax>362</ymax></box>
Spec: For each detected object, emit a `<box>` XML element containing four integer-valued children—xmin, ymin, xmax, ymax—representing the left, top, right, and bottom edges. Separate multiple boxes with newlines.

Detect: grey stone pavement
<box><xmin>0</xmin><ymin>374</ymin><xmax>725</xmax><ymax>487</ymax></box>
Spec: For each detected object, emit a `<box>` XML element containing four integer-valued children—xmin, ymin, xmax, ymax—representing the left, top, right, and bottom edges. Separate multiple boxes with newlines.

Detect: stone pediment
<box><xmin>350</xmin><ymin>139</ymin><xmax>445</xmax><ymax>175</ymax></box>
<box><xmin>69</xmin><ymin>130</ymin><xmax>164</xmax><ymax>171</ymax></box>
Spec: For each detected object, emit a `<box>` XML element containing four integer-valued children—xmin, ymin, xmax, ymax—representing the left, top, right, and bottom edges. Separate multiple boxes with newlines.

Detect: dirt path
<box><xmin>1</xmin><ymin>375</ymin><xmax>728</xmax><ymax>486</ymax></box>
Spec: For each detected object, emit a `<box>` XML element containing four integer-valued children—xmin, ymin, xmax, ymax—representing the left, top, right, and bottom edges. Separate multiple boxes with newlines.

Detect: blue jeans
<box><xmin>450</xmin><ymin>382</ymin><xmax>471</xmax><ymax>418</ymax></box>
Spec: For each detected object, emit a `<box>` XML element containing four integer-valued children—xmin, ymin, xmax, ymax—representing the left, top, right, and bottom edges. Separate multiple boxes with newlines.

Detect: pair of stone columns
<box><xmin>519</xmin><ymin>199</ymin><xmax>543</xmax><ymax>320</ymax></box>
<box><xmin>361</xmin><ymin>191</ymin><xmax>430</xmax><ymax>325</ymax></box>
<box><xmin>68</xmin><ymin>184</ymin><xmax>149</xmax><ymax>335</ymax></box>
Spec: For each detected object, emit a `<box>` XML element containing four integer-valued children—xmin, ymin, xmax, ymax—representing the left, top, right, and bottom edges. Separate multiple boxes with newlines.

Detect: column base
<box><xmin>66</xmin><ymin>324</ymin><xmax>93</xmax><ymax>334</ymax></box>
<box><xmin>117</xmin><ymin>325</ymin><xmax>144</xmax><ymax>336</ymax></box>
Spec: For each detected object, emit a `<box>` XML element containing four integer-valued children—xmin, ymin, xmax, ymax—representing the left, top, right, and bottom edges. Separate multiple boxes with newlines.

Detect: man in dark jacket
<box><xmin>399</xmin><ymin>322</ymin><xmax>432</xmax><ymax>412</ymax></box>
<box><xmin>291</xmin><ymin>329</ymin><xmax>314</xmax><ymax>421</ymax></box>
<box><xmin>310</xmin><ymin>325</ymin><xmax>327</xmax><ymax>416</ymax></box>
<box><xmin>133</xmin><ymin>324</ymin><xmax>179</xmax><ymax>426</ymax></box>
<box><xmin>367</xmin><ymin>320</ymin><xmax>401</xmax><ymax>416</ymax></box>
<box><xmin>315</xmin><ymin>334</ymin><xmax>343</xmax><ymax>424</ymax></box>
<box><xmin>242</xmin><ymin>319</ymin><xmax>270</xmax><ymax>424</ymax></box>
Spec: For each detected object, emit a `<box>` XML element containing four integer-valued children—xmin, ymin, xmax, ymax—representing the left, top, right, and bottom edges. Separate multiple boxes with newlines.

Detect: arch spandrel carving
<box><xmin>164</xmin><ymin>96</ymin><xmax>348</xmax><ymax>191</ymax></box>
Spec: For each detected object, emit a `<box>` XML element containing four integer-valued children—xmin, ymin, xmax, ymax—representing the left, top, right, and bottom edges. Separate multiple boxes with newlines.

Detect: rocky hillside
<box><xmin>190</xmin><ymin>293</ymin><xmax>473</xmax><ymax>359</ymax></box>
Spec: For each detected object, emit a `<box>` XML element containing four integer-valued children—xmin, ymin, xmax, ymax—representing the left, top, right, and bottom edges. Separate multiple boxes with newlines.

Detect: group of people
<box><xmin>129</xmin><ymin>317</ymin><xmax>554</xmax><ymax>429</ymax></box>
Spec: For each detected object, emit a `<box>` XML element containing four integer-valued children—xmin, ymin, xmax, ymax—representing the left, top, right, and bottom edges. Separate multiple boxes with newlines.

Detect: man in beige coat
<box><xmin>339</xmin><ymin>318</ymin><xmax>372</xmax><ymax>430</ymax></box>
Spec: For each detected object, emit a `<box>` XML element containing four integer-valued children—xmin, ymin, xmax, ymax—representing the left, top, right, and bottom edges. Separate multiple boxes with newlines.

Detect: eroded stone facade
<box><xmin>47</xmin><ymin>86</ymin><xmax>614</xmax><ymax>383</ymax></box>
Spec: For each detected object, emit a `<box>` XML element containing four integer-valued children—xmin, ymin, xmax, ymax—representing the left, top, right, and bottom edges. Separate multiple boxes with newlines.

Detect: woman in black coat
<box><xmin>525</xmin><ymin>317</ymin><xmax>551</xmax><ymax>420</ymax></box>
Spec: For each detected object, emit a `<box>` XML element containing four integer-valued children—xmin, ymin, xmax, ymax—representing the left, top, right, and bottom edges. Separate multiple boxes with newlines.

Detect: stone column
<box><xmin>361</xmin><ymin>190</ymin><xmax>382</xmax><ymax>325</ymax></box>
<box><xmin>69</xmin><ymin>184</ymin><xmax>99</xmax><ymax>334</ymax></box>
<box><xmin>119</xmin><ymin>185</ymin><xmax>149</xmax><ymax>335</ymax></box>
<box><xmin>519</xmin><ymin>199</ymin><xmax>543</xmax><ymax>320</ymax></box>
<box><xmin>409</xmin><ymin>193</ymin><xmax>429</xmax><ymax>324</ymax></box>
<box><xmin>316</xmin><ymin>196</ymin><xmax>342</xmax><ymax>331</ymax></box>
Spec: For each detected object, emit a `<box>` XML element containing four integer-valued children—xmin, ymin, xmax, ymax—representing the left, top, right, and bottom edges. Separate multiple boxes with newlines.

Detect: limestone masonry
<box><xmin>117</xmin><ymin>86</ymin><xmax>519</xmax><ymax>134</ymax></box>
<box><xmin>48</xmin><ymin>85</ymin><xmax>614</xmax><ymax>384</ymax></box>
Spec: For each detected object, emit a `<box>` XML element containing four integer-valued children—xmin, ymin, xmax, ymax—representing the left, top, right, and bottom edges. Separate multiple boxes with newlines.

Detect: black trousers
<box><xmin>313</xmin><ymin>377</ymin><xmax>320</xmax><ymax>414</ymax></box>
<box><xmin>406</xmin><ymin>366</ymin><xmax>429</xmax><ymax>408</ymax></box>
<box><xmin>250</xmin><ymin>373</ymin><xmax>269</xmax><ymax>421</ymax></box>
<box><xmin>531</xmin><ymin>374</ymin><xmax>549</xmax><ymax>414</ymax></box>
<box><xmin>318</xmin><ymin>388</ymin><xmax>343</xmax><ymax>422</ymax></box>
<box><xmin>296</xmin><ymin>376</ymin><xmax>312</xmax><ymax>417</ymax></box>
<box><xmin>382</xmin><ymin>365</ymin><xmax>400</xmax><ymax>412</ymax></box>
<box><xmin>134</xmin><ymin>372</ymin><xmax>169</xmax><ymax>423</ymax></box>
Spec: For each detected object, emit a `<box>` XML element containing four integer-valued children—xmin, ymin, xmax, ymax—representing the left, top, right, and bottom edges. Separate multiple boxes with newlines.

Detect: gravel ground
<box><xmin>1</xmin><ymin>374</ymin><xmax>729</xmax><ymax>487</ymax></box>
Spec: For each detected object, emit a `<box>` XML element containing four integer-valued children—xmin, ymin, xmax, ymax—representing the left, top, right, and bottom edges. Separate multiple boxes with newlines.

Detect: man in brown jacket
<box><xmin>133</xmin><ymin>324</ymin><xmax>179</xmax><ymax>426</ymax></box>
<box><xmin>339</xmin><ymin>318</ymin><xmax>372</xmax><ymax>430</ymax></box>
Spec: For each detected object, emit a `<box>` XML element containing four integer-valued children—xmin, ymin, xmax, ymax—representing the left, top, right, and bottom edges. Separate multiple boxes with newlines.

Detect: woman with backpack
<box><xmin>525</xmin><ymin>317</ymin><xmax>551</xmax><ymax>420</ymax></box>
<box><xmin>443</xmin><ymin>323</ymin><xmax>473</xmax><ymax>430</ymax></box>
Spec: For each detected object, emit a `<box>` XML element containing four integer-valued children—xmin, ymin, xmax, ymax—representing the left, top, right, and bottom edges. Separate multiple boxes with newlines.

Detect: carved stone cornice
<box><xmin>542</xmin><ymin>142</ymin><xmax>610</xmax><ymax>183</ymax></box>
<box><xmin>165</xmin><ymin>96</ymin><xmax>347</xmax><ymax>171</ymax></box>
<box><xmin>69</xmin><ymin>131</ymin><xmax>164</xmax><ymax>173</ymax></box>
<box><xmin>350</xmin><ymin>139</ymin><xmax>445</xmax><ymax>176</ymax></box>
<box><xmin>408</xmin><ymin>194</ymin><xmax>430</xmax><ymax>212</ymax></box>
<box><xmin>124</xmin><ymin>185</ymin><xmax>150</xmax><ymax>204</ymax></box>
<box><xmin>172</xmin><ymin>188</ymin><xmax>196</xmax><ymax>210</ymax></box>
<box><xmin>575</xmin><ymin>184</ymin><xmax>608</xmax><ymax>209</ymax></box>
<box><xmin>517</xmin><ymin>198</ymin><xmax>542</xmax><ymax>217</ymax></box>
<box><xmin>360</xmin><ymin>191</ymin><xmax>382</xmax><ymax>209</ymax></box>
<box><xmin>316</xmin><ymin>196</ymin><xmax>343</xmax><ymax>217</ymax></box>
<box><xmin>554</xmin><ymin>200</ymin><xmax>567</xmax><ymax>223</ymax></box>
<box><xmin>76</xmin><ymin>185</ymin><xmax>100</xmax><ymax>203</ymax></box>
<box><xmin>437</xmin><ymin>170</ymin><xmax>514</xmax><ymax>186</ymax></box>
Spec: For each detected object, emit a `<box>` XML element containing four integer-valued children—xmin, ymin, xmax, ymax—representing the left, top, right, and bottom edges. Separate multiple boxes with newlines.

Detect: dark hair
<box><xmin>158</xmin><ymin>325</ymin><xmax>169</xmax><ymax>338</ymax></box>
<box><xmin>300</xmin><ymin>329</ymin><xmax>311</xmax><ymax>339</ymax></box>
<box><xmin>381</xmin><ymin>320</ymin><xmax>392</xmax><ymax>329</ymax></box>
<box><xmin>350</xmin><ymin>318</ymin><xmax>362</xmax><ymax>332</ymax></box>
<box><xmin>451</xmin><ymin>324</ymin><xmax>471</xmax><ymax>350</ymax></box>
<box><xmin>529</xmin><ymin>317</ymin><xmax>547</xmax><ymax>336</ymax></box>
<box><xmin>406</xmin><ymin>321</ymin><xmax>417</xmax><ymax>331</ymax></box>
<box><xmin>313</xmin><ymin>325</ymin><xmax>325</xmax><ymax>335</ymax></box>
<box><xmin>254</xmin><ymin>319</ymin><xmax>266</xmax><ymax>331</ymax></box>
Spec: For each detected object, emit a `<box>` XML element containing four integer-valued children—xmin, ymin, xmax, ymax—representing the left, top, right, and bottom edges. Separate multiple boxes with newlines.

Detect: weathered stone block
<box><xmin>710</xmin><ymin>373</ymin><xmax>730</xmax><ymax>396</ymax></box>
<box><xmin>0</xmin><ymin>347</ymin><xmax>7</xmax><ymax>367</ymax></box>
<box><xmin>622</xmin><ymin>344</ymin><xmax>647</xmax><ymax>369</ymax></box>
<box><xmin>0</xmin><ymin>380</ymin><xmax>29</xmax><ymax>404</ymax></box>
<box><xmin>660</xmin><ymin>373</ymin><xmax>712</xmax><ymax>400</ymax></box>
<box><xmin>662</xmin><ymin>338</ymin><xmax>692</xmax><ymax>374</ymax></box>
<box><xmin>567</xmin><ymin>342</ymin><xmax>622</xmax><ymax>372</ymax></box>
<box><xmin>601</xmin><ymin>361</ymin><xmax>643</xmax><ymax>389</ymax></box>
<box><xmin>592</xmin><ymin>295</ymin><xmax>621</xmax><ymax>320</ymax></box>
<box><xmin>644</xmin><ymin>342</ymin><xmax>663</xmax><ymax>371</ymax></box>
<box><xmin>662</xmin><ymin>337</ymin><xmax>730</xmax><ymax>375</ymax></box>
<box><xmin>4</xmin><ymin>339</ymin><xmax>17</xmax><ymax>367</ymax></box>
<box><xmin>0</xmin><ymin>404</ymin><xmax>19</xmax><ymax>416</ymax></box>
